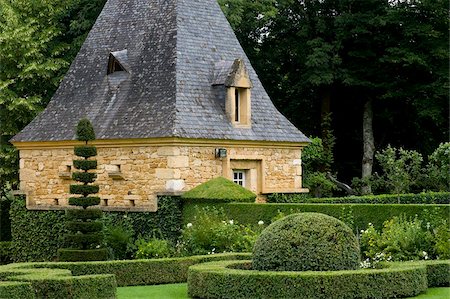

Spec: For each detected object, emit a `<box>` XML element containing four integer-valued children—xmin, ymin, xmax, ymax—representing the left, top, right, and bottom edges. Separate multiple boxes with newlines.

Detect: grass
<box><xmin>117</xmin><ymin>283</ymin><xmax>189</xmax><ymax>299</ymax></box>
<box><xmin>117</xmin><ymin>284</ymin><xmax>449</xmax><ymax>299</ymax></box>
<box><xmin>407</xmin><ymin>287</ymin><xmax>450</xmax><ymax>299</ymax></box>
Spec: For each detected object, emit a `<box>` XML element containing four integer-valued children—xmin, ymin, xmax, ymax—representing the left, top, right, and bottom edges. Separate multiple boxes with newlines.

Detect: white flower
<box><xmin>229</xmin><ymin>220</ymin><xmax>234</xmax><ymax>225</ymax></box>
<box><xmin>258</xmin><ymin>220</ymin><xmax>264</xmax><ymax>226</ymax></box>
<box><xmin>360</xmin><ymin>229</ymin><xmax>365</xmax><ymax>234</ymax></box>
<box><xmin>96</xmin><ymin>245</ymin><xmax>100</xmax><ymax>249</ymax></box>
<box><xmin>426</xmin><ymin>222</ymin><xmax>431</xmax><ymax>230</ymax></box>
<box><xmin>123</xmin><ymin>215</ymin><xmax>128</xmax><ymax>218</ymax></box>
<box><xmin>368</xmin><ymin>223</ymin><xmax>372</xmax><ymax>226</ymax></box>
<box><xmin>187</xmin><ymin>223</ymin><xmax>193</xmax><ymax>228</ymax></box>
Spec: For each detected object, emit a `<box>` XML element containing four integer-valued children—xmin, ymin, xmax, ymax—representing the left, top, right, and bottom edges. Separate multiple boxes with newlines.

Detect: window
<box><xmin>233</xmin><ymin>170</ymin><xmax>246</xmax><ymax>187</ymax></box>
<box><xmin>235</xmin><ymin>89</ymin><xmax>240</xmax><ymax>122</ymax></box>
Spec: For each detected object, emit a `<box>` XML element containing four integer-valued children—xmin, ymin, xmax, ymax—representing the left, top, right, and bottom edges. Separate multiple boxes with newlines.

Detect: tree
<box><xmin>220</xmin><ymin>0</ymin><xmax>448</xmax><ymax>187</ymax></box>
<box><xmin>58</xmin><ymin>119</ymin><xmax>107</xmax><ymax>261</ymax></box>
<box><xmin>0</xmin><ymin>0</ymin><xmax>107</xmax><ymax>196</ymax></box>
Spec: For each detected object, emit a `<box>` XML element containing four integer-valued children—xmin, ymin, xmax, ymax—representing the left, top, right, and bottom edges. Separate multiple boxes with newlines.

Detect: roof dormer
<box><xmin>107</xmin><ymin>49</ymin><xmax>130</xmax><ymax>74</ymax></box>
<box><xmin>213</xmin><ymin>59</ymin><xmax>252</xmax><ymax>128</ymax></box>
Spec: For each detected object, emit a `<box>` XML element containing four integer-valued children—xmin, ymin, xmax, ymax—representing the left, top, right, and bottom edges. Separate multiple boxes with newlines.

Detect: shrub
<box><xmin>0</xmin><ymin>193</ymin><xmax>12</xmax><ymax>241</ymax></box>
<box><xmin>253</xmin><ymin>213</ymin><xmax>360</xmax><ymax>271</ymax></box>
<box><xmin>360</xmin><ymin>214</ymin><xmax>450</xmax><ymax>265</ymax></box>
<box><xmin>0</xmin><ymin>241</ymin><xmax>12</xmax><ymax>265</ymax></box>
<box><xmin>179</xmin><ymin>206</ymin><xmax>257</xmax><ymax>256</ymax></box>
<box><xmin>135</xmin><ymin>238</ymin><xmax>173</xmax><ymax>259</ymax></box>
<box><xmin>181</xmin><ymin>177</ymin><xmax>256</xmax><ymax>202</ymax></box>
<box><xmin>375</xmin><ymin>145</ymin><xmax>423</xmax><ymax>194</ymax></box>
<box><xmin>267</xmin><ymin>191</ymin><xmax>450</xmax><ymax>204</ymax></box>
<box><xmin>425</xmin><ymin>142</ymin><xmax>450</xmax><ymax>192</ymax></box>
<box><xmin>103</xmin><ymin>222</ymin><xmax>135</xmax><ymax>260</ymax></box>
<box><xmin>58</xmin><ymin>118</ymin><xmax>107</xmax><ymax>262</ymax></box>
<box><xmin>188</xmin><ymin>260</ymin><xmax>429</xmax><ymax>299</ymax></box>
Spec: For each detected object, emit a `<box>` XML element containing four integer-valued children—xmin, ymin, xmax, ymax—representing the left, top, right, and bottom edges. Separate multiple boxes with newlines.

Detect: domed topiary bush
<box><xmin>253</xmin><ymin>213</ymin><xmax>360</xmax><ymax>271</ymax></box>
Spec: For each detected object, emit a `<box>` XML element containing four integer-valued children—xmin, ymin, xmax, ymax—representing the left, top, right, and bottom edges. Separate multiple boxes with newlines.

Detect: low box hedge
<box><xmin>183</xmin><ymin>202</ymin><xmax>450</xmax><ymax>231</ymax></box>
<box><xmin>0</xmin><ymin>281</ymin><xmax>34</xmax><ymax>299</ymax></box>
<box><xmin>268</xmin><ymin>192</ymin><xmax>450</xmax><ymax>204</ymax></box>
<box><xmin>33</xmin><ymin>253</ymin><xmax>251</xmax><ymax>287</ymax></box>
<box><xmin>188</xmin><ymin>260</ymin><xmax>431</xmax><ymax>299</ymax></box>
<box><xmin>388</xmin><ymin>260</ymin><xmax>450</xmax><ymax>287</ymax></box>
<box><xmin>0</xmin><ymin>263</ymin><xmax>116</xmax><ymax>299</ymax></box>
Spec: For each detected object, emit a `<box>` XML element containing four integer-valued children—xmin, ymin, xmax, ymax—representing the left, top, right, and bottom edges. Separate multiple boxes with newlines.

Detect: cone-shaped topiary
<box><xmin>58</xmin><ymin>118</ymin><xmax>108</xmax><ymax>261</ymax></box>
<box><xmin>252</xmin><ymin>213</ymin><xmax>360</xmax><ymax>271</ymax></box>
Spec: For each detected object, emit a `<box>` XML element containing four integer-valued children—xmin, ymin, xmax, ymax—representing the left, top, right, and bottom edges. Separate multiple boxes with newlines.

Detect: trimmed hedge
<box><xmin>388</xmin><ymin>260</ymin><xmax>450</xmax><ymax>287</ymax></box>
<box><xmin>28</xmin><ymin>253</ymin><xmax>251</xmax><ymax>287</ymax></box>
<box><xmin>0</xmin><ymin>263</ymin><xmax>116</xmax><ymax>299</ymax></box>
<box><xmin>188</xmin><ymin>260</ymin><xmax>431</xmax><ymax>299</ymax></box>
<box><xmin>182</xmin><ymin>177</ymin><xmax>256</xmax><ymax>203</ymax></box>
<box><xmin>0</xmin><ymin>281</ymin><xmax>34</xmax><ymax>299</ymax></box>
<box><xmin>183</xmin><ymin>202</ymin><xmax>450</xmax><ymax>231</ymax></box>
<box><xmin>268</xmin><ymin>191</ymin><xmax>450</xmax><ymax>204</ymax></box>
<box><xmin>253</xmin><ymin>213</ymin><xmax>360</xmax><ymax>271</ymax></box>
<box><xmin>0</xmin><ymin>242</ymin><xmax>12</xmax><ymax>265</ymax></box>
<box><xmin>58</xmin><ymin>249</ymin><xmax>109</xmax><ymax>262</ymax></box>
<box><xmin>10</xmin><ymin>195</ymin><xmax>182</xmax><ymax>262</ymax></box>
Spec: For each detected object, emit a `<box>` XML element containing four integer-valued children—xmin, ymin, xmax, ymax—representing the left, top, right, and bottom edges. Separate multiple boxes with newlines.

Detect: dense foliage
<box><xmin>178</xmin><ymin>206</ymin><xmax>258</xmax><ymax>256</ymax></box>
<box><xmin>9</xmin><ymin>195</ymin><xmax>182</xmax><ymax>262</ymax></box>
<box><xmin>360</xmin><ymin>214</ymin><xmax>450</xmax><ymax>267</ymax></box>
<box><xmin>183</xmin><ymin>202</ymin><xmax>450</xmax><ymax>234</ymax></box>
<box><xmin>253</xmin><ymin>213</ymin><xmax>360</xmax><ymax>271</ymax></box>
<box><xmin>220</xmin><ymin>0</ymin><xmax>449</xmax><ymax>182</ymax></box>
<box><xmin>0</xmin><ymin>0</ymin><xmax>107</xmax><ymax>195</ymax></box>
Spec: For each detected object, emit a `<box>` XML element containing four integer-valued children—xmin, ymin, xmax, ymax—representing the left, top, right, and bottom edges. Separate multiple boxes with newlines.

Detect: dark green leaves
<box><xmin>74</xmin><ymin>146</ymin><xmax>97</xmax><ymax>158</ymax></box>
<box><xmin>69</xmin><ymin>185</ymin><xmax>99</xmax><ymax>197</ymax></box>
<box><xmin>73</xmin><ymin>160</ymin><xmax>97</xmax><ymax>171</ymax></box>
<box><xmin>68</xmin><ymin>196</ymin><xmax>101</xmax><ymax>208</ymax></box>
<box><xmin>72</xmin><ymin>172</ymin><xmax>97</xmax><ymax>184</ymax></box>
<box><xmin>76</xmin><ymin>118</ymin><xmax>96</xmax><ymax>141</ymax></box>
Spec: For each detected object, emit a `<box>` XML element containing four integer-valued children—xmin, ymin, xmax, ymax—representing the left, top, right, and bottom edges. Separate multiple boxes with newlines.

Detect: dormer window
<box><xmin>212</xmin><ymin>59</ymin><xmax>253</xmax><ymax>128</ymax></box>
<box><xmin>107</xmin><ymin>49</ymin><xmax>130</xmax><ymax>75</ymax></box>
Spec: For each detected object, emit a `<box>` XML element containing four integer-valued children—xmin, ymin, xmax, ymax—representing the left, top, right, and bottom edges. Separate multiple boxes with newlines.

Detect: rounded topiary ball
<box><xmin>252</xmin><ymin>213</ymin><xmax>360</xmax><ymax>271</ymax></box>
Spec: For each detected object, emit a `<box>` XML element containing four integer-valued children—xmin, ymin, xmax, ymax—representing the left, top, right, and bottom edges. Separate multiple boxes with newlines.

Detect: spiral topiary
<box><xmin>252</xmin><ymin>213</ymin><xmax>360</xmax><ymax>271</ymax></box>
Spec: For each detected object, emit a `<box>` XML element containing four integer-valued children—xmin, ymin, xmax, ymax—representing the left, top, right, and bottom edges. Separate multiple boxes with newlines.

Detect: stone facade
<box><xmin>17</xmin><ymin>140</ymin><xmax>307</xmax><ymax>210</ymax></box>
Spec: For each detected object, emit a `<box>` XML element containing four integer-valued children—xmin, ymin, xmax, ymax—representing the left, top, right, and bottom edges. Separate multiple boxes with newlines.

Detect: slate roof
<box><xmin>12</xmin><ymin>0</ymin><xmax>310</xmax><ymax>144</ymax></box>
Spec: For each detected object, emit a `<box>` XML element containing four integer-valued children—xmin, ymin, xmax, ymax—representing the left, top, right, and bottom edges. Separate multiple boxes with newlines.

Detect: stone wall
<box><xmin>18</xmin><ymin>142</ymin><xmax>305</xmax><ymax>211</ymax></box>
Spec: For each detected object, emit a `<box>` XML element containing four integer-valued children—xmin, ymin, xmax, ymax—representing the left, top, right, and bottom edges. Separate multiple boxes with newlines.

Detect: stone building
<box><xmin>11</xmin><ymin>0</ymin><xmax>310</xmax><ymax>211</ymax></box>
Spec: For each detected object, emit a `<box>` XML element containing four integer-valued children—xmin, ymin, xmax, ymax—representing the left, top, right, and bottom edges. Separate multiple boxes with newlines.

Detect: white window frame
<box><xmin>233</xmin><ymin>170</ymin><xmax>246</xmax><ymax>187</ymax></box>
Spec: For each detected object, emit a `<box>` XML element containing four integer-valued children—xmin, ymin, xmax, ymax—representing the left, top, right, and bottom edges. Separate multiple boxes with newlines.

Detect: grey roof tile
<box><xmin>12</xmin><ymin>0</ymin><xmax>309</xmax><ymax>144</ymax></box>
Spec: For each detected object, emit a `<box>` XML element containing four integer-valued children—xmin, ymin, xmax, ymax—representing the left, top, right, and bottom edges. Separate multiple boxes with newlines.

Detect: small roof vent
<box><xmin>107</xmin><ymin>49</ymin><xmax>130</xmax><ymax>75</ymax></box>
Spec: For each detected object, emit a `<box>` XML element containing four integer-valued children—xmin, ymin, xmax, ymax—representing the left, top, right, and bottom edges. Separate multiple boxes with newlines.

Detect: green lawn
<box><xmin>117</xmin><ymin>284</ymin><xmax>449</xmax><ymax>299</ymax></box>
<box><xmin>117</xmin><ymin>283</ymin><xmax>189</xmax><ymax>299</ymax></box>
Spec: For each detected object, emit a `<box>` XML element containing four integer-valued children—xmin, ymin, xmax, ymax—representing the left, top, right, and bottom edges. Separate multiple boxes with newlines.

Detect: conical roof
<box><xmin>12</xmin><ymin>0</ymin><xmax>309</xmax><ymax>143</ymax></box>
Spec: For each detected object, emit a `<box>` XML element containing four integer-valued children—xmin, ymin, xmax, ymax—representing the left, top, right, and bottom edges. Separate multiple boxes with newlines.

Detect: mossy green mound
<box><xmin>182</xmin><ymin>177</ymin><xmax>256</xmax><ymax>202</ymax></box>
<box><xmin>253</xmin><ymin>213</ymin><xmax>360</xmax><ymax>271</ymax></box>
